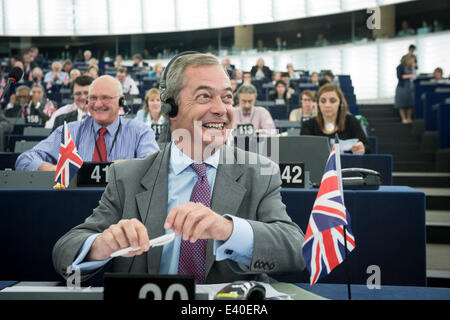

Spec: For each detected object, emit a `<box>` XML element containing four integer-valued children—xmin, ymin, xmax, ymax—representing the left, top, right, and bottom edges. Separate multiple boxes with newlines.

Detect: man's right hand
<box><xmin>38</xmin><ymin>162</ymin><xmax>57</xmax><ymax>171</ymax></box>
<box><xmin>87</xmin><ymin>218</ymin><xmax>150</xmax><ymax>261</ymax></box>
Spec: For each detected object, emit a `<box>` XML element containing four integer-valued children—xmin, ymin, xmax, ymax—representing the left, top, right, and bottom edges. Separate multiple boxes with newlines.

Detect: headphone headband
<box><xmin>159</xmin><ymin>51</ymin><xmax>199</xmax><ymax>118</ymax></box>
<box><xmin>159</xmin><ymin>51</ymin><xmax>199</xmax><ymax>101</ymax></box>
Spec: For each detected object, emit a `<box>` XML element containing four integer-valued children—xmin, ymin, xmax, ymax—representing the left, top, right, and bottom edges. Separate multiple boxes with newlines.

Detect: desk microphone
<box><xmin>0</xmin><ymin>67</ymin><xmax>24</xmax><ymax>102</ymax></box>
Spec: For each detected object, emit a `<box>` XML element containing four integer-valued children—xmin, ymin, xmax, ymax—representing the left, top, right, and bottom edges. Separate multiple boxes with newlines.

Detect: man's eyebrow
<box><xmin>194</xmin><ymin>85</ymin><xmax>233</xmax><ymax>94</ymax></box>
<box><xmin>194</xmin><ymin>85</ymin><xmax>213</xmax><ymax>94</ymax></box>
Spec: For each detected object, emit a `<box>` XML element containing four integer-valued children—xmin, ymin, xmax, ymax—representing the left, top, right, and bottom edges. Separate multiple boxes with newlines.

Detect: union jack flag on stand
<box><xmin>54</xmin><ymin>122</ymin><xmax>83</xmax><ymax>188</ymax></box>
<box><xmin>302</xmin><ymin>140</ymin><xmax>356</xmax><ymax>286</ymax></box>
<box><xmin>43</xmin><ymin>100</ymin><xmax>56</xmax><ymax>117</ymax></box>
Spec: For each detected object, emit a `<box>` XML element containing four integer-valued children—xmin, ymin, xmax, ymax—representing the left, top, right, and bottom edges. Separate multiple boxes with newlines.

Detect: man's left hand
<box><xmin>164</xmin><ymin>202</ymin><xmax>233</xmax><ymax>243</ymax></box>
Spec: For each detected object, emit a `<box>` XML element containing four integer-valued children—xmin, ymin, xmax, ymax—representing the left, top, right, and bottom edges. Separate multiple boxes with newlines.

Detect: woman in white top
<box><xmin>135</xmin><ymin>88</ymin><xmax>167</xmax><ymax>125</ymax></box>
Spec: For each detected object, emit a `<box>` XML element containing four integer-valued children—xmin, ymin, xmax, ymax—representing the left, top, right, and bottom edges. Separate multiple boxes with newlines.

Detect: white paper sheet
<box><xmin>331</xmin><ymin>138</ymin><xmax>359</xmax><ymax>152</ymax></box>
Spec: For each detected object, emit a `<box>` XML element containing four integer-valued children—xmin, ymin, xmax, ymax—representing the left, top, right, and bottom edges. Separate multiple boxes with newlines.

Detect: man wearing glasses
<box><xmin>15</xmin><ymin>75</ymin><xmax>159</xmax><ymax>171</ymax></box>
<box><xmin>45</xmin><ymin>75</ymin><xmax>93</xmax><ymax>129</ymax></box>
<box><xmin>4</xmin><ymin>85</ymin><xmax>31</xmax><ymax>118</ymax></box>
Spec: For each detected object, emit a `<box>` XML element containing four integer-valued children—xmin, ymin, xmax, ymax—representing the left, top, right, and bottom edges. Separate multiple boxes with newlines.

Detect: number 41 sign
<box><xmin>279</xmin><ymin>163</ymin><xmax>305</xmax><ymax>188</ymax></box>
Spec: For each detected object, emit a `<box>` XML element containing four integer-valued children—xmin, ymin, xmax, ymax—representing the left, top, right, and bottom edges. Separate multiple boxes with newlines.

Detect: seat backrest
<box><xmin>260</xmin><ymin>135</ymin><xmax>331</xmax><ymax>186</ymax></box>
<box><xmin>14</xmin><ymin>140</ymin><xmax>39</xmax><ymax>153</ymax></box>
<box><xmin>23</xmin><ymin>127</ymin><xmax>52</xmax><ymax>136</ymax></box>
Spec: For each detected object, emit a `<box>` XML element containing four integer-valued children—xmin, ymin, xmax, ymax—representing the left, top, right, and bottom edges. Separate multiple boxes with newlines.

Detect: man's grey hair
<box><xmin>51</xmin><ymin>61</ymin><xmax>62</xmax><ymax>69</ymax></box>
<box><xmin>15</xmin><ymin>85</ymin><xmax>30</xmax><ymax>94</ymax></box>
<box><xmin>236</xmin><ymin>84</ymin><xmax>258</xmax><ymax>96</ymax></box>
<box><xmin>160</xmin><ymin>53</ymin><xmax>220</xmax><ymax>104</ymax></box>
<box><xmin>31</xmin><ymin>83</ymin><xmax>44</xmax><ymax>91</ymax></box>
<box><xmin>89</xmin><ymin>75</ymin><xmax>123</xmax><ymax>97</ymax></box>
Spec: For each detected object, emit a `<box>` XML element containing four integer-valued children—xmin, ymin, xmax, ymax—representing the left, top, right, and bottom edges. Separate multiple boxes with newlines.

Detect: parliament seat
<box><xmin>414</xmin><ymin>80</ymin><xmax>450</xmax><ymax>119</ymax></box>
<box><xmin>23</xmin><ymin>127</ymin><xmax>51</xmax><ymax>137</ymax></box>
<box><xmin>434</xmin><ymin>101</ymin><xmax>450</xmax><ymax>149</ymax></box>
<box><xmin>14</xmin><ymin>140</ymin><xmax>39</xmax><ymax>153</ymax></box>
<box><xmin>423</xmin><ymin>89</ymin><xmax>450</xmax><ymax>131</ymax></box>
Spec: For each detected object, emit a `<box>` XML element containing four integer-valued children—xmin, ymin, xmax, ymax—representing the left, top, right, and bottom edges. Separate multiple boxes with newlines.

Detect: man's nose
<box><xmin>94</xmin><ymin>98</ymin><xmax>104</xmax><ymax>107</ymax></box>
<box><xmin>210</xmin><ymin>96</ymin><xmax>227</xmax><ymax>115</ymax></box>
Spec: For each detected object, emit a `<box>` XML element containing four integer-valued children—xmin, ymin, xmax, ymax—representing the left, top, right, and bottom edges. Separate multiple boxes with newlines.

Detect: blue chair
<box><xmin>348</xmin><ymin>104</ymin><xmax>360</xmax><ymax>115</ymax></box>
<box><xmin>0</xmin><ymin>152</ymin><xmax>20</xmax><ymax>170</ymax></box>
<box><xmin>423</xmin><ymin>90</ymin><xmax>450</xmax><ymax>131</ymax></box>
<box><xmin>338</xmin><ymin>75</ymin><xmax>352</xmax><ymax>87</ymax></box>
<box><xmin>367</xmin><ymin>136</ymin><xmax>378</xmax><ymax>154</ymax></box>
<box><xmin>414</xmin><ymin>81</ymin><xmax>450</xmax><ymax>119</ymax></box>
<box><xmin>341</xmin><ymin>153</ymin><xmax>392</xmax><ymax>185</ymax></box>
<box><xmin>268</xmin><ymin>105</ymin><xmax>288</xmax><ymax>120</ymax></box>
<box><xmin>340</xmin><ymin>85</ymin><xmax>354</xmax><ymax>95</ymax></box>
<box><xmin>261</xmin><ymin>83</ymin><xmax>274</xmax><ymax>100</ymax></box>
<box><xmin>344</xmin><ymin>93</ymin><xmax>356</xmax><ymax>105</ymax></box>
<box><xmin>298</xmin><ymin>84</ymin><xmax>318</xmax><ymax>94</ymax></box>
<box><xmin>434</xmin><ymin>102</ymin><xmax>450</xmax><ymax>148</ymax></box>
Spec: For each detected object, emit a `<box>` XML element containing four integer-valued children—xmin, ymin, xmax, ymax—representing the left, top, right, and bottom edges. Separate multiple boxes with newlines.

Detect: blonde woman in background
<box><xmin>394</xmin><ymin>54</ymin><xmax>416</xmax><ymax>123</ymax></box>
<box><xmin>135</xmin><ymin>88</ymin><xmax>167</xmax><ymax>125</ymax></box>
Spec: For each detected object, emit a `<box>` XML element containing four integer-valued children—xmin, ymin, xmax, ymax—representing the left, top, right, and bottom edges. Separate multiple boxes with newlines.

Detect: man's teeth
<box><xmin>203</xmin><ymin>123</ymin><xmax>224</xmax><ymax>129</ymax></box>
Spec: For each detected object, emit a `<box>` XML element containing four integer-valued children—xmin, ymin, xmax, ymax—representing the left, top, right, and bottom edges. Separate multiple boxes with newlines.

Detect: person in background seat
<box><xmin>301</xmin><ymin>83</ymin><xmax>370</xmax><ymax>154</ymax></box>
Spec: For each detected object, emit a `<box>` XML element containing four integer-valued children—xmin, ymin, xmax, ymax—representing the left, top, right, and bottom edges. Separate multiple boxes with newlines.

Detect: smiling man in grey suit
<box><xmin>53</xmin><ymin>53</ymin><xmax>305</xmax><ymax>284</ymax></box>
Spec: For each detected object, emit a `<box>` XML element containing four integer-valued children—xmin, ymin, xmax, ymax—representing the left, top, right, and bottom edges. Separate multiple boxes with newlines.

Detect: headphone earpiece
<box><xmin>161</xmin><ymin>98</ymin><xmax>178</xmax><ymax>118</ymax></box>
<box><xmin>118</xmin><ymin>96</ymin><xmax>125</xmax><ymax>108</ymax></box>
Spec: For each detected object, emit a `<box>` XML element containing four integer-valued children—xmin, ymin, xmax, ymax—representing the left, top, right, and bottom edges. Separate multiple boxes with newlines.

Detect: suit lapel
<box><xmin>206</xmin><ymin>146</ymin><xmax>246</xmax><ymax>277</ymax></box>
<box><xmin>135</xmin><ymin>144</ymin><xmax>247</xmax><ymax>277</ymax></box>
<box><xmin>135</xmin><ymin>144</ymin><xmax>171</xmax><ymax>274</ymax></box>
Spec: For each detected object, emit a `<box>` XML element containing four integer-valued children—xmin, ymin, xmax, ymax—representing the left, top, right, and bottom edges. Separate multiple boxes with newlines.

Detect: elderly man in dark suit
<box><xmin>53</xmin><ymin>53</ymin><xmax>305</xmax><ymax>284</ymax></box>
<box><xmin>250</xmin><ymin>57</ymin><xmax>272</xmax><ymax>81</ymax></box>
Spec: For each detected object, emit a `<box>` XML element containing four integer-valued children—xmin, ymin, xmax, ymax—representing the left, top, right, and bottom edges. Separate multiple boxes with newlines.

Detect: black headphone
<box><xmin>159</xmin><ymin>51</ymin><xmax>199</xmax><ymax>118</ymax></box>
<box><xmin>118</xmin><ymin>96</ymin><xmax>125</xmax><ymax>108</ymax></box>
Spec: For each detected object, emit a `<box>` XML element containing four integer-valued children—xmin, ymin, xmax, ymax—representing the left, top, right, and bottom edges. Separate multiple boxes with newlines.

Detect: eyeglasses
<box><xmin>87</xmin><ymin>95</ymin><xmax>118</xmax><ymax>104</ymax></box>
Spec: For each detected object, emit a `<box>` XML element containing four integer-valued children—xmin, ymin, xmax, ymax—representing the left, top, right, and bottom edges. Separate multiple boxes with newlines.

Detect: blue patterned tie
<box><xmin>177</xmin><ymin>163</ymin><xmax>210</xmax><ymax>283</ymax></box>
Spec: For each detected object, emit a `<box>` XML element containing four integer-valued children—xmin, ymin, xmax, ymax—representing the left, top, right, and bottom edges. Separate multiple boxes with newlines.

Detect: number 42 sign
<box><xmin>279</xmin><ymin>163</ymin><xmax>305</xmax><ymax>188</ymax></box>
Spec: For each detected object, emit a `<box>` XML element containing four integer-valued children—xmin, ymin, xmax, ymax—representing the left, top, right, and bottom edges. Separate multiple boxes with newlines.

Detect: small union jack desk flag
<box><xmin>301</xmin><ymin>143</ymin><xmax>356</xmax><ymax>286</ymax></box>
<box><xmin>43</xmin><ymin>100</ymin><xmax>56</xmax><ymax>117</ymax></box>
<box><xmin>54</xmin><ymin>122</ymin><xmax>83</xmax><ymax>187</ymax></box>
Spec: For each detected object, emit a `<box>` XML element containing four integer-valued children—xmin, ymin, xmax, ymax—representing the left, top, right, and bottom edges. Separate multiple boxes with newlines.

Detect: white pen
<box><xmin>110</xmin><ymin>232</ymin><xmax>176</xmax><ymax>258</ymax></box>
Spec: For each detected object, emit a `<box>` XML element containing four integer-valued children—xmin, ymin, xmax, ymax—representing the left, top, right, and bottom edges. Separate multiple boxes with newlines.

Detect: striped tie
<box><xmin>177</xmin><ymin>163</ymin><xmax>210</xmax><ymax>283</ymax></box>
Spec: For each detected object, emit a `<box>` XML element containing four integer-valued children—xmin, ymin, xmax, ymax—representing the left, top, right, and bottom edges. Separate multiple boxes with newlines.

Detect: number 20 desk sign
<box><xmin>279</xmin><ymin>163</ymin><xmax>305</xmax><ymax>188</ymax></box>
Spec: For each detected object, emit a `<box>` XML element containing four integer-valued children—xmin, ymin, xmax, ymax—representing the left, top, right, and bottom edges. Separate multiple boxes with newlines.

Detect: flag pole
<box><xmin>334</xmin><ymin>134</ymin><xmax>352</xmax><ymax>300</ymax></box>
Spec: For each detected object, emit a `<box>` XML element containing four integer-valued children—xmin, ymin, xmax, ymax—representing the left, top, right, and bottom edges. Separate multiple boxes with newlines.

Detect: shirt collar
<box><xmin>92</xmin><ymin>116</ymin><xmax>120</xmax><ymax>135</ymax></box>
<box><xmin>170</xmin><ymin>141</ymin><xmax>220</xmax><ymax>176</ymax></box>
<box><xmin>77</xmin><ymin>108</ymin><xmax>89</xmax><ymax>119</ymax></box>
<box><xmin>240</xmin><ymin>106</ymin><xmax>254</xmax><ymax>117</ymax></box>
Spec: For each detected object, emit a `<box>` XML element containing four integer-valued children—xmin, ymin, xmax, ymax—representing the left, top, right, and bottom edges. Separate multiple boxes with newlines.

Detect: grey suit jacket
<box><xmin>53</xmin><ymin>143</ymin><xmax>306</xmax><ymax>283</ymax></box>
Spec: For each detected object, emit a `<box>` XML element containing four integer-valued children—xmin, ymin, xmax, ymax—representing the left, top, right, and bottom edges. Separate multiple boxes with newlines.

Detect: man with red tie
<box><xmin>52</xmin><ymin>53</ymin><xmax>305</xmax><ymax>284</ymax></box>
<box><xmin>15</xmin><ymin>75</ymin><xmax>159</xmax><ymax>171</ymax></box>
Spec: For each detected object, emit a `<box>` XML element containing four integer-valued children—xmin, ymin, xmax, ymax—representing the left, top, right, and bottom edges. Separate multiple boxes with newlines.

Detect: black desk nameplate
<box><xmin>103</xmin><ymin>273</ymin><xmax>195</xmax><ymax>301</ymax></box>
<box><xmin>77</xmin><ymin>162</ymin><xmax>112</xmax><ymax>187</ymax></box>
<box><xmin>151</xmin><ymin>123</ymin><xmax>166</xmax><ymax>136</ymax></box>
<box><xmin>279</xmin><ymin>163</ymin><xmax>305</xmax><ymax>188</ymax></box>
